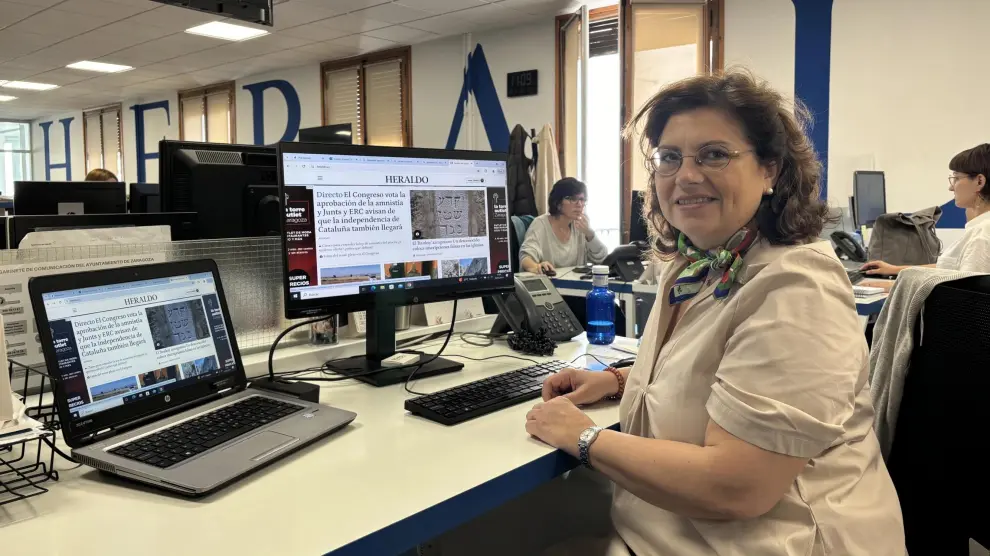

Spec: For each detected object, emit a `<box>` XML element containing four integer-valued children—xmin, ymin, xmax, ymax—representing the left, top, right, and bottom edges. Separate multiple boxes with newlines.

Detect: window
<box><xmin>321</xmin><ymin>47</ymin><xmax>411</xmax><ymax>147</ymax></box>
<box><xmin>83</xmin><ymin>104</ymin><xmax>123</xmax><ymax>179</ymax></box>
<box><xmin>178</xmin><ymin>82</ymin><xmax>236</xmax><ymax>144</ymax></box>
<box><xmin>0</xmin><ymin>121</ymin><xmax>31</xmax><ymax>196</ymax></box>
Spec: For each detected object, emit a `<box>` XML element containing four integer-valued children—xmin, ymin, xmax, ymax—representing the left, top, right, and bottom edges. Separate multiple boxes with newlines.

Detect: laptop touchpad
<box><xmin>222</xmin><ymin>431</ymin><xmax>298</xmax><ymax>462</ymax></box>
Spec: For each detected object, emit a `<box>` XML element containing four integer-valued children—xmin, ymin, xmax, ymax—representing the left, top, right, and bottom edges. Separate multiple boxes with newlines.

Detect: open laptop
<box><xmin>30</xmin><ymin>260</ymin><xmax>356</xmax><ymax>496</ymax></box>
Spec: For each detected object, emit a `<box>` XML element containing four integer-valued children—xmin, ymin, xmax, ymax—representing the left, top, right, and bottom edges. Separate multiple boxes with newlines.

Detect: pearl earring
<box><xmin>765</xmin><ymin>188</ymin><xmax>774</xmax><ymax>195</ymax></box>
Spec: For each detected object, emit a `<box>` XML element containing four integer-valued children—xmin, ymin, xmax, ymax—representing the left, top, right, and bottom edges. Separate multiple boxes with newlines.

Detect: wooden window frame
<box><xmin>320</xmin><ymin>46</ymin><xmax>413</xmax><ymax>147</ymax></box>
<box><xmin>177</xmin><ymin>81</ymin><xmax>237</xmax><ymax>143</ymax></box>
<box><xmin>618</xmin><ymin>0</ymin><xmax>724</xmax><ymax>243</ymax></box>
<box><xmin>82</xmin><ymin>103</ymin><xmax>124</xmax><ymax>177</ymax></box>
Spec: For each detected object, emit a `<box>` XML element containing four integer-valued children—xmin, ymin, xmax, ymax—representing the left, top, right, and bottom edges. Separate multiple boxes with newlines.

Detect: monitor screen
<box><xmin>40</xmin><ymin>272</ymin><xmax>238</xmax><ymax>424</ymax></box>
<box><xmin>854</xmin><ymin>171</ymin><xmax>886</xmax><ymax>227</ymax></box>
<box><xmin>278</xmin><ymin>144</ymin><xmax>513</xmax><ymax>317</ymax></box>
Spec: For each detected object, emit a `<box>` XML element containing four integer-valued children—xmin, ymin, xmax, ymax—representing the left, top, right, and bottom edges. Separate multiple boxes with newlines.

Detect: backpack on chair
<box><xmin>867</xmin><ymin>206</ymin><xmax>943</xmax><ymax>265</ymax></box>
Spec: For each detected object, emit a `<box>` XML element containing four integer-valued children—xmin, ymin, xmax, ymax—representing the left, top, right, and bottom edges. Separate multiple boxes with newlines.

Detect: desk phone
<box><xmin>491</xmin><ymin>276</ymin><xmax>583</xmax><ymax>341</ymax></box>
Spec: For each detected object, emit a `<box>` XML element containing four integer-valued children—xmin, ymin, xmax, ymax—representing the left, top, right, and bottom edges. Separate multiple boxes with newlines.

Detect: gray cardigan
<box><xmin>519</xmin><ymin>214</ymin><xmax>608</xmax><ymax>268</ymax></box>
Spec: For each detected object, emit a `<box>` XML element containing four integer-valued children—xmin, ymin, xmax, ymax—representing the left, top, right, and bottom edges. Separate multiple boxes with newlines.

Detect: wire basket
<box><xmin>1</xmin><ymin>360</ymin><xmax>62</xmax><ymax>506</ymax></box>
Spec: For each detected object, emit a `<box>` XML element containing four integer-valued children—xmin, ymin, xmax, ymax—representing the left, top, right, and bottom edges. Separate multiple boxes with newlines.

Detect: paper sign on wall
<box><xmin>0</xmin><ymin>254</ymin><xmax>165</xmax><ymax>370</ymax></box>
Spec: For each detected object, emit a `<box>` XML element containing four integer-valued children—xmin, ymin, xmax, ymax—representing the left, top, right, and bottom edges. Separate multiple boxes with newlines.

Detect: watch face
<box><xmin>579</xmin><ymin>428</ymin><xmax>595</xmax><ymax>443</ymax></box>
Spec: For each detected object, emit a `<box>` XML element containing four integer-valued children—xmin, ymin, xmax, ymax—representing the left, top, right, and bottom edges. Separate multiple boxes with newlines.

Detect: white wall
<box><xmin>723</xmin><ymin>0</ymin><xmax>795</xmax><ymax>104</ymax></box>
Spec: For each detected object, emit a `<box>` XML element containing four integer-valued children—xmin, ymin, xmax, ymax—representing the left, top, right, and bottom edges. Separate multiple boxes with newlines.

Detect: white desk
<box><xmin>1</xmin><ymin>317</ymin><xmax>632</xmax><ymax>556</ymax></box>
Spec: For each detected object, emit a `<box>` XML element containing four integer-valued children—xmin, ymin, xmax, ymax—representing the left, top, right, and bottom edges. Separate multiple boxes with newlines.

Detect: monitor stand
<box><xmin>325</xmin><ymin>305</ymin><xmax>463</xmax><ymax>387</ymax></box>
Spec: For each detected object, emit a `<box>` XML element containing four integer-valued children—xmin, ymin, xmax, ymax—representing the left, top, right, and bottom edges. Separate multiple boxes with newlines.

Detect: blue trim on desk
<box><xmin>857</xmin><ymin>297</ymin><xmax>886</xmax><ymax>316</ymax></box>
<box><xmin>328</xmin><ymin>423</ymin><xmax>620</xmax><ymax>556</ymax></box>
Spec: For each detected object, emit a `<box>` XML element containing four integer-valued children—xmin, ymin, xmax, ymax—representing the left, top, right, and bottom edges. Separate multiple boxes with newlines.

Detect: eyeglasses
<box><xmin>563</xmin><ymin>195</ymin><xmax>587</xmax><ymax>204</ymax></box>
<box><xmin>650</xmin><ymin>145</ymin><xmax>753</xmax><ymax>176</ymax></box>
<box><xmin>948</xmin><ymin>174</ymin><xmax>973</xmax><ymax>186</ymax></box>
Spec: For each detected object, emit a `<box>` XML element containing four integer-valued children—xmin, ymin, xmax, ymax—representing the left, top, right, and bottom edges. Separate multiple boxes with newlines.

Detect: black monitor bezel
<box><xmin>277</xmin><ymin>142</ymin><xmax>515</xmax><ymax>319</ymax></box>
<box><xmin>853</xmin><ymin>170</ymin><xmax>887</xmax><ymax>228</ymax></box>
<box><xmin>13</xmin><ymin>180</ymin><xmax>126</xmax><ymax>216</ymax></box>
<box><xmin>30</xmin><ymin>259</ymin><xmax>247</xmax><ymax>448</ymax></box>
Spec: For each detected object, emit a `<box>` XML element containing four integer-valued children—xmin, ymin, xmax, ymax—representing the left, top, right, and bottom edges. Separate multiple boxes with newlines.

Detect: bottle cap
<box><xmin>592</xmin><ymin>265</ymin><xmax>609</xmax><ymax>275</ymax></box>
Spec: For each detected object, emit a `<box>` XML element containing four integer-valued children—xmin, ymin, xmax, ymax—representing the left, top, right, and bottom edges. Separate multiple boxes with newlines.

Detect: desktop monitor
<box><xmin>853</xmin><ymin>170</ymin><xmax>887</xmax><ymax>228</ymax></box>
<box><xmin>14</xmin><ymin>181</ymin><xmax>126</xmax><ymax>215</ymax></box>
<box><xmin>298</xmin><ymin>124</ymin><xmax>353</xmax><ymax>145</ymax></box>
<box><xmin>277</xmin><ymin>142</ymin><xmax>512</xmax><ymax>385</ymax></box>
<box><xmin>159</xmin><ymin>140</ymin><xmax>280</xmax><ymax>239</ymax></box>
<box><xmin>128</xmin><ymin>183</ymin><xmax>160</xmax><ymax>213</ymax></box>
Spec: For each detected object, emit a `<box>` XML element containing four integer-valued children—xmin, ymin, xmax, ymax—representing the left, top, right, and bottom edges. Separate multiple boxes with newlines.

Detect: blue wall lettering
<box><xmin>130</xmin><ymin>100</ymin><xmax>171</xmax><ymax>183</ymax></box>
<box><xmin>242</xmin><ymin>80</ymin><xmax>301</xmax><ymax>145</ymax></box>
<box><xmin>792</xmin><ymin>0</ymin><xmax>833</xmax><ymax>201</ymax></box>
<box><xmin>39</xmin><ymin>117</ymin><xmax>74</xmax><ymax>180</ymax></box>
<box><xmin>446</xmin><ymin>44</ymin><xmax>510</xmax><ymax>152</ymax></box>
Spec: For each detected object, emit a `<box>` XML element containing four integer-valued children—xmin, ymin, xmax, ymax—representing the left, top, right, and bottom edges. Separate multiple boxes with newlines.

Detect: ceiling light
<box><xmin>0</xmin><ymin>95</ymin><xmax>16</xmax><ymax>102</ymax></box>
<box><xmin>185</xmin><ymin>21</ymin><xmax>268</xmax><ymax>41</ymax></box>
<box><xmin>0</xmin><ymin>81</ymin><xmax>58</xmax><ymax>91</ymax></box>
<box><xmin>67</xmin><ymin>61</ymin><xmax>133</xmax><ymax>73</ymax></box>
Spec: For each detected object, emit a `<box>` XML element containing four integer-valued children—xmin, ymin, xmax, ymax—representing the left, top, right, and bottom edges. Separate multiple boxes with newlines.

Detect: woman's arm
<box><xmin>589</xmin><ymin>421</ymin><xmax>807</xmax><ymax>520</ymax></box>
<box><xmin>520</xmin><ymin>255</ymin><xmax>542</xmax><ymax>273</ymax></box>
<box><xmin>519</xmin><ymin>221</ymin><xmax>546</xmax><ymax>269</ymax></box>
<box><xmin>585</xmin><ymin>233</ymin><xmax>609</xmax><ymax>264</ymax></box>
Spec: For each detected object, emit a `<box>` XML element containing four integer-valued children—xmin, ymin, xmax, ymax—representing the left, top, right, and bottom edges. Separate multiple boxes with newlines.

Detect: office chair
<box><xmin>885</xmin><ymin>276</ymin><xmax>989</xmax><ymax>554</ymax></box>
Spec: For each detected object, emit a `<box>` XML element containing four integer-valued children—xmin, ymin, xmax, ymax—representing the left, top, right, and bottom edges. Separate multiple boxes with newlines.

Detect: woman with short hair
<box><xmin>519</xmin><ymin>177</ymin><xmax>608</xmax><ymax>274</ymax></box>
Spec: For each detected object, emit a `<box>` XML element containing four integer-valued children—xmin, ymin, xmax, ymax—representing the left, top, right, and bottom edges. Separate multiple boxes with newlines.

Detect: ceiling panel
<box><xmin>319</xmin><ymin>13</ymin><xmax>392</xmax><ymax>33</ymax></box>
<box><xmin>1</xmin><ymin>0</ymin><xmax>62</xmax><ymax>7</ymax></box>
<box><xmin>271</xmin><ymin>1</ymin><xmax>343</xmax><ymax>29</ymax></box>
<box><xmin>0</xmin><ymin>1</ymin><xmax>46</xmax><ymax>26</ymax></box>
<box><xmin>0</xmin><ymin>62</ymin><xmax>39</xmax><ymax>81</ymax></box>
<box><xmin>403</xmin><ymin>12</ymin><xmax>474</xmax><ymax>33</ymax></box>
<box><xmin>94</xmin><ymin>19</ymin><xmax>176</xmax><ymax>43</ymax></box>
<box><xmin>364</xmin><ymin>25</ymin><xmax>439</xmax><ymax>44</ymax></box>
<box><xmin>278</xmin><ymin>23</ymin><xmax>354</xmax><ymax>42</ymax></box>
<box><xmin>292</xmin><ymin>0</ymin><xmax>391</xmax><ymax>13</ymax></box>
<box><xmin>293</xmin><ymin>41</ymin><xmax>362</xmax><ymax>60</ymax></box>
<box><xmin>452</xmin><ymin>2</ymin><xmax>529</xmax><ymax>26</ymax></box>
<box><xmin>7</xmin><ymin>9</ymin><xmax>110</xmax><ymax>41</ymax></box>
<box><xmin>495</xmin><ymin>0</ymin><xmax>572</xmax><ymax>15</ymax></box>
<box><xmin>394</xmin><ymin>0</ymin><xmax>487</xmax><ymax>14</ymax></box>
<box><xmin>55</xmin><ymin>0</ymin><xmax>156</xmax><ymax>18</ymax></box>
<box><xmin>354</xmin><ymin>3</ymin><xmax>437</xmax><ymax>24</ymax></box>
<box><xmin>0</xmin><ymin>30</ymin><xmax>58</xmax><ymax>61</ymax></box>
<box><xmin>122</xmin><ymin>4</ymin><xmax>229</xmax><ymax>32</ymax></box>
<box><xmin>97</xmin><ymin>34</ymin><xmax>223</xmax><ymax>67</ymax></box>
<box><xmin>26</xmin><ymin>67</ymin><xmax>95</xmax><ymax>86</ymax></box>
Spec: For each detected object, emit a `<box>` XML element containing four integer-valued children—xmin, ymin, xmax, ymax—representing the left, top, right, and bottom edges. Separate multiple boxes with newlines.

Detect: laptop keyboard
<box><xmin>108</xmin><ymin>396</ymin><xmax>303</xmax><ymax>469</ymax></box>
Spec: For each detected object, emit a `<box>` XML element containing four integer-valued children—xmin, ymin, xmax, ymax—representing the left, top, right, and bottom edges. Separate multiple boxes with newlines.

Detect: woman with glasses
<box><xmin>862</xmin><ymin>143</ymin><xmax>990</xmax><ymax>276</ymax></box>
<box><xmin>519</xmin><ymin>177</ymin><xmax>608</xmax><ymax>274</ymax></box>
<box><xmin>517</xmin><ymin>72</ymin><xmax>904</xmax><ymax>555</ymax></box>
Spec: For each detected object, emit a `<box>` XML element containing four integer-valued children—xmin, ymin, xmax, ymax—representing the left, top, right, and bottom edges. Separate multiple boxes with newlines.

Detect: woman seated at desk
<box><xmin>523</xmin><ymin>72</ymin><xmax>904</xmax><ymax>555</ymax></box>
<box><xmin>862</xmin><ymin>143</ymin><xmax>990</xmax><ymax>277</ymax></box>
<box><xmin>520</xmin><ymin>178</ymin><xmax>608</xmax><ymax>274</ymax></box>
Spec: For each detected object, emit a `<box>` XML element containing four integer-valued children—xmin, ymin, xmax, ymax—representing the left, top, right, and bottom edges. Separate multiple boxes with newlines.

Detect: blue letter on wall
<box><xmin>242</xmin><ymin>80</ymin><xmax>301</xmax><ymax>145</ymax></box>
<box><xmin>792</xmin><ymin>0</ymin><xmax>833</xmax><ymax>200</ymax></box>
<box><xmin>130</xmin><ymin>100</ymin><xmax>171</xmax><ymax>183</ymax></box>
<box><xmin>39</xmin><ymin>117</ymin><xmax>74</xmax><ymax>180</ymax></box>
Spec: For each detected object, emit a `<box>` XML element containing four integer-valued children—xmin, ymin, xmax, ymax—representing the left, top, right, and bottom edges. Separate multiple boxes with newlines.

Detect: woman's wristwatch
<box><xmin>578</xmin><ymin>426</ymin><xmax>605</xmax><ymax>468</ymax></box>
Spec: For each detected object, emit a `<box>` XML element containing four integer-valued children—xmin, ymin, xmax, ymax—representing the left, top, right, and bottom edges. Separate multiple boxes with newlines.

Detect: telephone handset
<box><xmin>491</xmin><ymin>275</ymin><xmax>584</xmax><ymax>341</ymax></box>
<box><xmin>831</xmin><ymin>231</ymin><xmax>868</xmax><ymax>263</ymax></box>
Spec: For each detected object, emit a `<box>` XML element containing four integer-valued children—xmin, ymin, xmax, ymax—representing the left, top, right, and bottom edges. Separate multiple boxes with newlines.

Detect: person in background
<box><xmin>862</xmin><ymin>143</ymin><xmax>990</xmax><ymax>275</ymax></box>
<box><xmin>520</xmin><ymin>178</ymin><xmax>608</xmax><ymax>274</ymax></box>
<box><xmin>523</xmin><ymin>72</ymin><xmax>904</xmax><ymax>555</ymax></box>
<box><xmin>85</xmin><ymin>168</ymin><xmax>118</xmax><ymax>182</ymax></box>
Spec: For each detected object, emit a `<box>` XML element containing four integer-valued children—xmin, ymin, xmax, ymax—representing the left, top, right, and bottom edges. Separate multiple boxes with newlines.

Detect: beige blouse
<box><xmin>611</xmin><ymin>240</ymin><xmax>905</xmax><ymax>555</ymax></box>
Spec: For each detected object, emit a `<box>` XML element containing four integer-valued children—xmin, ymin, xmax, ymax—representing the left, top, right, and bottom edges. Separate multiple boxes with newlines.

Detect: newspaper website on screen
<box><xmin>282</xmin><ymin>152</ymin><xmax>510</xmax><ymax>302</ymax></box>
<box><xmin>41</xmin><ymin>272</ymin><xmax>236</xmax><ymax>421</ymax></box>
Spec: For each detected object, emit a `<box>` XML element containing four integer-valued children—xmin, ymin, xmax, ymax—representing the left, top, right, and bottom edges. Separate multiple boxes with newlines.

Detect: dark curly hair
<box><xmin>548</xmin><ymin>177</ymin><xmax>587</xmax><ymax>216</ymax></box>
<box><xmin>949</xmin><ymin>143</ymin><xmax>990</xmax><ymax>202</ymax></box>
<box><xmin>625</xmin><ymin>71</ymin><xmax>829</xmax><ymax>258</ymax></box>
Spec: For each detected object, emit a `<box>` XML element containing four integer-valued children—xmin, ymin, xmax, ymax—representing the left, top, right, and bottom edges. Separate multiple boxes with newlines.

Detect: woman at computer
<box><xmin>85</xmin><ymin>168</ymin><xmax>118</xmax><ymax>182</ymax></box>
<box><xmin>519</xmin><ymin>177</ymin><xmax>608</xmax><ymax>274</ymax></box>
<box><xmin>862</xmin><ymin>143</ymin><xmax>990</xmax><ymax>275</ymax></box>
<box><xmin>521</xmin><ymin>72</ymin><xmax>905</xmax><ymax>555</ymax></box>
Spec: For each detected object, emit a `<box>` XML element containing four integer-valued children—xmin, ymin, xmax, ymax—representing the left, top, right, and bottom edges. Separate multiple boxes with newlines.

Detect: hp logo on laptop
<box><xmin>164</xmin><ymin>395</ymin><xmax>171</xmax><ymax>403</ymax></box>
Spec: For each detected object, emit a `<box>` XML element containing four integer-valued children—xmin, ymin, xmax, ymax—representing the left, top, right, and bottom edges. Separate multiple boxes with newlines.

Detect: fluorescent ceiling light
<box><xmin>0</xmin><ymin>81</ymin><xmax>58</xmax><ymax>91</ymax></box>
<box><xmin>67</xmin><ymin>60</ymin><xmax>133</xmax><ymax>73</ymax></box>
<box><xmin>185</xmin><ymin>21</ymin><xmax>268</xmax><ymax>41</ymax></box>
<box><xmin>0</xmin><ymin>95</ymin><xmax>16</xmax><ymax>102</ymax></box>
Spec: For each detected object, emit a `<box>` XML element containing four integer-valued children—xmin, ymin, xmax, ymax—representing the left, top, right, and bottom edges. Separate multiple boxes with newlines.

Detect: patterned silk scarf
<box><xmin>668</xmin><ymin>229</ymin><xmax>758</xmax><ymax>305</ymax></box>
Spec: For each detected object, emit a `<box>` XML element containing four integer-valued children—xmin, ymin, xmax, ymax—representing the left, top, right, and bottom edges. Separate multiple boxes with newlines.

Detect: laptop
<box><xmin>30</xmin><ymin>260</ymin><xmax>356</xmax><ymax>496</ymax></box>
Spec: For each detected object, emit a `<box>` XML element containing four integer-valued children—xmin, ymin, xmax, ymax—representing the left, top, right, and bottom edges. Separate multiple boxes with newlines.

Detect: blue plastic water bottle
<box><xmin>586</xmin><ymin>265</ymin><xmax>616</xmax><ymax>345</ymax></box>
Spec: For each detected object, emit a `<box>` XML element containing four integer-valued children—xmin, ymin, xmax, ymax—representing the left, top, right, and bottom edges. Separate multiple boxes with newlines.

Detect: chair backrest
<box><xmin>509</xmin><ymin>215</ymin><xmax>534</xmax><ymax>272</ymax></box>
<box><xmin>887</xmin><ymin>276</ymin><xmax>990</xmax><ymax>554</ymax></box>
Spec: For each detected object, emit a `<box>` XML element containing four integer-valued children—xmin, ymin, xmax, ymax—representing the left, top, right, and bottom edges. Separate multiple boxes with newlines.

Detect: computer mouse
<box><xmin>612</xmin><ymin>357</ymin><xmax>636</xmax><ymax>369</ymax></box>
<box><xmin>543</xmin><ymin>268</ymin><xmax>557</xmax><ymax>277</ymax></box>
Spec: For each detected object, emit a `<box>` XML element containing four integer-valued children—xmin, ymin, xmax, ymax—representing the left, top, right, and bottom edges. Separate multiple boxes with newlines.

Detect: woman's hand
<box><xmin>574</xmin><ymin>214</ymin><xmax>594</xmax><ymax>240</ymax></box>
<box><xmin>538</xmin><ymin>261</ymin><xmax>556</xmax><ymax>275</ymax></box>
<box><xmin>861</xmin><ymin>260</ymin><xmax>903</xmax><ymax>276</ymax></box>
<box><xmin>525</xmin><ymin>397</ymin><xmax>596</xmax><ymax>456</ymax></box>
<box><xmin>542</xmin><ymin>368</ymin><xmax>619</xmax><ymax>405</ymax></box>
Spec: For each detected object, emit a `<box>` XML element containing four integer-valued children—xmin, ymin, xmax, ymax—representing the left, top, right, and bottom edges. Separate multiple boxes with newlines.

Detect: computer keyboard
<box><xmin>847</xmin><ymin>269</ymin><xmax>866</xmax><ymax>284</ymax></box>
<box><xmin>109</xmin><ymin>396</ymin><xmax>303</xmax><ymax>468</ymax></box>
<box><xmin>405</xmin><ymin>360</ymin><xmax>569</xmax><ymax>425</ymax></box>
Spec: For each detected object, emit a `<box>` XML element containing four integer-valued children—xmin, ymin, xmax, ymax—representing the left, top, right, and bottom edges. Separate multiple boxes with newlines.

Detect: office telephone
<box><xmin>602</xmin><ymin>242</ymin><xmax>648</xmax><ymax>281</ymax></box>
<box><xmin>490</xmin><ymin>276</ymin><xmax>584</xmax><ymax>341</ymax></box>
<box><xmin>831</xmin><ymin>231</ymin><xmax>868</xmax><ymax>263</ymax></box>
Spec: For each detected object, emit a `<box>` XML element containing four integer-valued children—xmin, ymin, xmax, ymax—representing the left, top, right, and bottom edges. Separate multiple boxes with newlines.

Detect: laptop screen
<box><xmin>40</xmin><ymin>272</ymin><xmax>237</xmax><ymax>423</ymax></box>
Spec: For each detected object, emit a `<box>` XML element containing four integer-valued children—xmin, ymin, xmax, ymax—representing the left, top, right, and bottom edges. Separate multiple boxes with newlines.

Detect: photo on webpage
<box><xmin>146</xmin><ymin>300</ymin><xmax>210</xmax><ymax>350</ymax></box>
<box><xmin>410</xmin><ymin>190</ymin><xmax>486</xmax><ymax>240</ymax></box>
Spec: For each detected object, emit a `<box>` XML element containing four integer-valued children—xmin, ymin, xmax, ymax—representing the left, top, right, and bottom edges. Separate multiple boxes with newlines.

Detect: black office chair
<box><xmin>885</xmin><ymin>276</ymin><xmax>989</xmax><ymax>555</ymax></box>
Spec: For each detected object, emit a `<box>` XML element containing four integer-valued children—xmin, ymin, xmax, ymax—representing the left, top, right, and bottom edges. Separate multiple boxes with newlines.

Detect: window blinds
<box><xmin>182</xmin><ymin>96</ymin><xmax>205</xmax><ymax>142</ymax></box>
<box><xmin>364</xmin><ymin>59</ymin><xmax>403</xmax><ymax>147</ymax></box>
<box><xmin>324</xmin><ymin>66</ymin><xmax>363</xmax><ymax>145</ymax></box>
<box><xmin>84</xmin><ymin>105</ymin><xmax>122</xmax><ymax>177</ymax></box>
<box><xmin>206</xmin><ymin>92</ymin><xmax>230</xmax><ymax>143</ymax></box>
<box><xmin>84</xmin><ymin>111</ymin><xmax>103</xmax><ymax>172</ymax></box>
<box><xmin>180</xmin><ymin>84</ymin><xmax>234</xmax><ymax>144</ymax></box>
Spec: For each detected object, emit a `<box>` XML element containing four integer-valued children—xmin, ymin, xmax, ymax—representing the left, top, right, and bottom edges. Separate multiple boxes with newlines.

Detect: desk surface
<box><xmin>1</xmin><ymin>326</ymin><xmax>631</xmax><ymax>556</ymax></box>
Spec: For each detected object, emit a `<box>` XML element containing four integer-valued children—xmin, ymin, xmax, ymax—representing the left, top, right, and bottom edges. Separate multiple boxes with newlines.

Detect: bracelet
<box><xmin>603</xmin><ymin>367</ymin><xmax>625</xmax><ymax>400</ymax></box>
